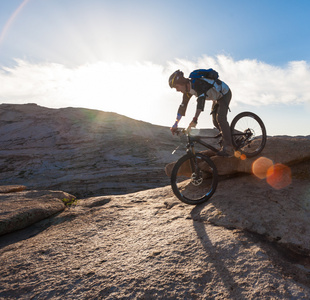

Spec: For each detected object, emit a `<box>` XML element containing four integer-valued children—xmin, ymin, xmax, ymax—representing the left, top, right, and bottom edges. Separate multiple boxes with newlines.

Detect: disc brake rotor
<box><xmin>191</xmin><ymin>173</ymin><xmax>203</xmax><ymax>186</ymax></box>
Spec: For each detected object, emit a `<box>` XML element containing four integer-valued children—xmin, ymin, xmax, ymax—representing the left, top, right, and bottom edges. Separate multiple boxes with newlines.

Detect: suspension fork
<box><xmin>187</xmin><ymin>146</ymin><xmax>200</xmax><ymax>176</ymax></box>
<box><xmin>185</xmin><ymin>137</ymin><xmax>200</xmax><ymax>176</ymax></box>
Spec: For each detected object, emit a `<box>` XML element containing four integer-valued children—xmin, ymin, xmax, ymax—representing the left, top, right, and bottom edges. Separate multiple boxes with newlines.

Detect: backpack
<box><xmin>189</xmin><ymin>69</ymin><xmax>219</xmax><ymax>83</ymax></box>
<box><xmin>189</xmin><ymin>69</ymin><xmax>221</xmax><ymax>92</ymax></box>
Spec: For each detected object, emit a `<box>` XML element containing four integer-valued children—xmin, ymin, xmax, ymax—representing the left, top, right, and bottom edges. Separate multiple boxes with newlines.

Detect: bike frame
<box><xmin>180</xmin><ymin>129</ymin><xmax>253</xmax><ymax>155</ymax></box>
<box><xmin>185</xmin><ymin>134</ymin><xmax>219</xmax><ymax>154</ymax></box>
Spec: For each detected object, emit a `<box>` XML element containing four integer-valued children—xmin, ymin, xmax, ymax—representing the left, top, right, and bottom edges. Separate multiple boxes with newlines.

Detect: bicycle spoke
<box><xmin>231</xmin><ymin>112</ymin><xmax>266</xmax><ymax>158</ymax></box>
<box><xmin>171</xmin><ymin>154</ymin><xmax>218</xmax><ymax>205</ymax></box>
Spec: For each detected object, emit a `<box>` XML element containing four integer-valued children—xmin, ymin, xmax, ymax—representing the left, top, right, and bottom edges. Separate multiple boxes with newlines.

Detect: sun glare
<box><xmin>46</xmin><ymin>61</ymin><xmax>170</xmax><ymax>122</ymax></box>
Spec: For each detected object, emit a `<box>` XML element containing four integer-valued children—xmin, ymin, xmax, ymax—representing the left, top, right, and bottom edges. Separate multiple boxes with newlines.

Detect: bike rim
<box><xmin>172</xmin><ymin>154</ymin><xmax>217</xmax><ymax>203</ymax></box>
<box><xmin>232</xmin><ymin>115</ymin><xmax>266</xmax><ymax>157</ymax></box>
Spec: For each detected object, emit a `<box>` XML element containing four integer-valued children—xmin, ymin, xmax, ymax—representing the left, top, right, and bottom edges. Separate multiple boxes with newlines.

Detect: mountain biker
<box><xmin>169</xmin><ymin>69</ymin><xmax>234</xmax><ymax>157</ymax></box>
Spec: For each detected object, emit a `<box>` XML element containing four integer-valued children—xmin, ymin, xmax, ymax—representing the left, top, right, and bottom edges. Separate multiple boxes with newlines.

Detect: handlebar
<box><xmin>175</xmin><ymin>126</ymin><xmax>192</xmax><ymax>136</ymax></box>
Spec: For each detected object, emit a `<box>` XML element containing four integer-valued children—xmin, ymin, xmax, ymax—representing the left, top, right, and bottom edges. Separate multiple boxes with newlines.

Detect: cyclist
<box><xmin>169</xmin><ymin>69</ymin><xmax>234</xmax><ymax>157</ymax></box>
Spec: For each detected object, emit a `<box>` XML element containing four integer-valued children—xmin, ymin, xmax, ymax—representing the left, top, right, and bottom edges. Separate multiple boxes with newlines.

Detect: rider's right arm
<box><xmin>177</xmin><ymin>92</ymin><xmax>192</xmax><ymax>116</ymax></box>
<box><xmin>171</xmin><ymin>93</ymin><xmax>191</xmax><ymax>134</ymax></box>
<box><xmin>172</xmin><ymin>113</ymin><xmax>182</xmax><ymax>129</ymax></box>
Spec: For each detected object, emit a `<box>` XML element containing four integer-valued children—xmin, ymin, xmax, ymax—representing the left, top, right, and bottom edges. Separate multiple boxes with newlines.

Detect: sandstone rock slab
<box><xmin>0</xmin><ymin>186</ymin><xmax>309</xmax><ymax>299</ymax></box>
<box><xmin>0</xmin><ymin>104</ymin><xmax>175</xmax><ymax>197</ymax></box>
<box><xmin>211</xmin><ymin>136</ymin><xmax>310</xmax><ymax>176</ymax></box>
<box><xmin>166</xmin><ymin>136</ymin><xmax>310</xmax><ymax>177</ymax></box>
<box><xmin>0</xmin><ymin>185</ymin><xmax>26</xmax><ymax>193</ymax></box>
<box><xmin>0</xmin><ymin>190</ymin><xmax>75</xmax><ymax>235</ymax></box>
<box><xmin>191</xmin><ymin>159</ymin><xmax>310</xmax><ymax>254</ymax></box>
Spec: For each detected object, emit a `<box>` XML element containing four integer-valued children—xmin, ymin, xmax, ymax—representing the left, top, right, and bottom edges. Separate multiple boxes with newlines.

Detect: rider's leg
<box><xmin>216</xmin><ymin>89</ymin><xmax>233</xmax><ymax>151</ymax></box>
<box><xmin>211</xmin><ymin>101</ymin><xmax>220</xmax><ymax>130</ymax></box>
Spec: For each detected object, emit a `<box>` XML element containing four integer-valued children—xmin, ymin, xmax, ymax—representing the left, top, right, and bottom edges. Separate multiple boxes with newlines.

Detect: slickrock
<box><xmin>0</xmin><ymin>185</ymin><xmax>310</xmax><ymax>299</ymax></box>
<box><xmin>0</xmin><ymin>185</ymin><xmax>26</xmax><ymax>193</ymax></box>
<box><xmin>0</xmin><ymin>189</ymin><xmax>75</xmax><ymax>235</ymax></box>
<box><xmin>0</xmin><ymin>103</ymin><xmax>310</xmax><ymax>299</ymax></box>
<box><xmin>166</xmin><ymin>136</ymin><xmax>310</xmax><ymax>177</ymax></box>
<box><xmin>0</xmin><ymin>103</ymin><xmax>176</xmax><ymax>197</ymax></box>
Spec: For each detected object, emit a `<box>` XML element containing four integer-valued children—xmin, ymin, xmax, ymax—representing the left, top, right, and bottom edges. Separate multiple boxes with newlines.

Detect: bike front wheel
<box><xmin>171</xmin><ymin>153</ymin><xmax>218</xmax><ymax>205</ymax></box>
<box><xmin>230</xmin><ymin>111</ymin><xmax>267</xmax><ymax>158</ymax></box>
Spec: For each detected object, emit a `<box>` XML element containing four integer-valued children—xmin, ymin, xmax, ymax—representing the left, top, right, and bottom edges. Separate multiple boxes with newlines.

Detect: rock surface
<box><xmin>0</xmin><ymin>183</ymin><xmax>310</xmax><ymax>299</ymax></box>
<box><xmin>0</xmin><ymin>185</ymin><xmax>26</xmax><ymax>193</ymax></box>
<box><xmin>1</xmin><ymin>103</ymin><xmax>310</xmax><ymax>298</ymax></box>
<box><xmin>211</xmin><ymin>136</ymin><xmax>310</xmax><ymax>176</ymax></box>
<box><xmin>0</xmin><ymin>104</ymin><xmax>178</xmax><ymax>197</ymax></box>
<box><xmin>0</xmin><ymin>188</ymin><xmax>75</xmax><ymax>235</ymax></box>
<box><xmin>166</xmin><ymin>136</ymin><xmax>310</xmax><ymax>177</ymax></box>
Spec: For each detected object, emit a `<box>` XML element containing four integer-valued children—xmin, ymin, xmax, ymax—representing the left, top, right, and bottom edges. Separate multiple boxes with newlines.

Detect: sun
<box><xmin>54</xmin><ymin>61</ymin><xmax>169</xmax><ymax>122</ymax></box>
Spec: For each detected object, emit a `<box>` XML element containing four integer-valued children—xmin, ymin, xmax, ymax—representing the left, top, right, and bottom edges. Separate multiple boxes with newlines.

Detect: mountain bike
<box><xmin>171</xmin><ymin>111</ymin><xmax>266</xmax><ymax>205</ymax></box>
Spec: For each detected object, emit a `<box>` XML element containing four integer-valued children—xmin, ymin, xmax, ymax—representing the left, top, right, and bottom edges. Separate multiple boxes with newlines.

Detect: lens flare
<box><xmin>0</xmin><ymin>0</ymin><xmax>31</xmax><ymax>48</ymax></box>
<box><xmin>266</xmin><ymin>163</ymin><xmax>292</xmax><ymax>190</ymax></box>
<box><xmin>252</xmin><ymin>157</ymin><xmax>292</xmax><ymax>190</ymax></box>
<box><xmin>252</xmin><ymin>157</ymin><xmax>274</xmax><ymax>179</ymax></box>
<box><xmin>234</xmin><ymin>151</ymin><xmax>246</xmax><ymax>160</ymax></box>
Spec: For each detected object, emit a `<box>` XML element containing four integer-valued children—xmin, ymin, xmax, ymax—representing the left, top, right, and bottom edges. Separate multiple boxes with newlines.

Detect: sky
<box><xmin>0</xmin><ymin>0</ymin><xmax>310</xmax><ymax>136</ymax></box>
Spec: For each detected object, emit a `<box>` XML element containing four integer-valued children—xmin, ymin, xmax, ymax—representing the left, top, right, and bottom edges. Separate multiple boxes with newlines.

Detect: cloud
<box><xmin>0</xmin><ymin>59</ymin><xmax>176</xmax><ymax>125</ymax></box>
<box><xmin>1</xmin><ymin>56</ymin><xmax>310</xmax><ymax>128</ymax></box>
<box><xmin>168</xmin><ymin>55</ymin><xmax>310</xmax><ymax>106</ymax></box>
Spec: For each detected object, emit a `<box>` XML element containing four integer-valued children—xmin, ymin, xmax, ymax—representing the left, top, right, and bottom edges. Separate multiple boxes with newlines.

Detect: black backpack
<box><xmin>189</xmin><ymin>69</ymin><xmax>221</xmax><ymax>92</ymax></box>
<box><xmin>189</xmin><ymin>69</ymin><xmax>219</xmax><ymax>83</ymax></box>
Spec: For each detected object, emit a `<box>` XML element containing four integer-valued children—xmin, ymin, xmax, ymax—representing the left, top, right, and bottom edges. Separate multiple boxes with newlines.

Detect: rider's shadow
<box><xmin>190</xmin><ymin>203</ymin><xmax>247</xmax><ymax>299</ymax></box>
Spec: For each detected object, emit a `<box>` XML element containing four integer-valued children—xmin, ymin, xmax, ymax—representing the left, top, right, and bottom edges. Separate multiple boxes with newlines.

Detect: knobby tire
<box><xmin>230</xmin><ymin>111</ymin><xmax>267</xmax><ymax>158</ymax></box>
<box><xmin>171</xmin><ymin>153</ymin><xmax>218</xmax><ymax>205</ymax></box>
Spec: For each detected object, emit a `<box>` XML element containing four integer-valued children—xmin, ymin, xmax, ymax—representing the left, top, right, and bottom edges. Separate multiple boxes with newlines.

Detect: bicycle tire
<box><xmin>171</xmin><ymin>153</ymin><xmax>218</xmax><ymax>205</ymax></box>
<box><xmin>230</xmin><ymin>111</ymin><xmax>267</xmax><ymax>158</ymax></box>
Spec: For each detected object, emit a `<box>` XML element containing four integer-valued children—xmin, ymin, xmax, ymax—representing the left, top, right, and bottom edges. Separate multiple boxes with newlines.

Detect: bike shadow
<box><xmin>190</xmin><ymin>202</ymin><xmax>247</xmax><ymax>299</ymax></box>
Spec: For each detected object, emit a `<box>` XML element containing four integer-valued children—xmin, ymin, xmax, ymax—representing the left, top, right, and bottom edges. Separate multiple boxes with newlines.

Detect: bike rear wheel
<box><xmin>171</xmin><ymin>153</ymin><xmax>218</xmax><ymax>205</ymax></box>
<box><xmin>230</xmin><ymin>111</ymin><xmax>267</xmax><ymax>158</ymax></box>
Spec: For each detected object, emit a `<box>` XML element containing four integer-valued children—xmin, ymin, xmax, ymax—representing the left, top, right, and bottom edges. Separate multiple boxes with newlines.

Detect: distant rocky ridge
<box><xmin>0</xmin><ymin>103</ymin><xmax>181</xmax><ymax>197</ymax></box>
